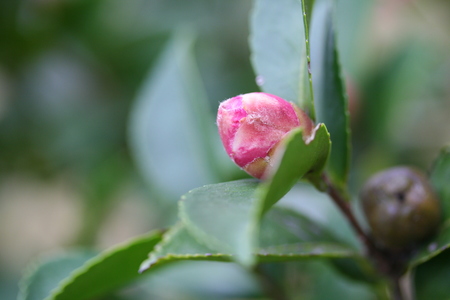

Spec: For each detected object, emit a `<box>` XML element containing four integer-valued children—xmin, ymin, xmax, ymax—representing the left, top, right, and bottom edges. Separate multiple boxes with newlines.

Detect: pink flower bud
<box><xmin>217</xmin><ymin>92</ymin><xmax>315</xmax><ymax>179</ymax></box>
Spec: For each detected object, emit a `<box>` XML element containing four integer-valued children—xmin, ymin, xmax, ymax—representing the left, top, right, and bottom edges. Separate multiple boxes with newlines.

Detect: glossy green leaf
<box><xmin>410</xmin><ymin>221</ymin><xmax>450</xmax><ymax>268</ymax></box>
<box><xmin>250</xmin><ymin>0</ymin><xmax>315</xmax><ymax>116</ymax></box>
<box><xmin>277</xmin><ymin>182</ymin><xmax>361</xmax><ymax>250</ymax></box>
<box><xmin>276</xmin><ymin>183</ymin><xmax>379</xmax><ymax>283</ymax></box>
<box><xmin>17</xmin><ymin>231</ymin><xmax>162</xmax><ymax>300</ymax></box>
<box><xmin>179</xmin><ymin>179</ymin><xmax>259</xmax><ymax>266</ymax></box>
<box><xmin>255</xmin><ymin>124</ymin><xmax>330</xmax><ymax>216</ymax></box>
<box><xmin>17</xmin><ymin>251</ymin><xmax>96</xmax><ymax>300</ymax></box>
<box><xmin>258</xmin><ymin>205</ymin><xmax>336</xmax><ymax>247</ymax></box>
<box><xmin>310</xmin><ymin>0</ymin><xmax>351</xmax><ymax>190</ymax></box>
<box><xmin>260</xmin><ymin>206</ymin><xmax>353</xmax><ymax>258</ymax></box>
<box><xmin>128</xmin><ymin>31</ymin><xmax>218</xmax><ymax>200</ymax></box>
<box><xmin>180</xmin><ymin>125</ymin><xmax>330</xmax><ymax>266</ymax></box>
<box><xmin>430</xmin><ymin>145</ymin><xmax>450</xmax><ymax>220</ymax></box>
<box><xmin>140</xmin><ymin>223</ymin><xmax>231</xmax><ymax>272</ymax></box>
<box><xmin>141</xmin><ymin>261</ymin><xmax>262</xmax><ymax>300</ymax></box>
<box><xmin>414</xmin><ymin>248</ymin><xmax>450</xmax><ymax>300</ymax></box>
<box><xmin>48</xmin><ymin>230</ymin><xmax>162</xmax><ymax>300</ymax></box>
<box><xmin>141</xmin><ymin>207</ymin><xmax>357</xmax><ymax>272</ymax></box>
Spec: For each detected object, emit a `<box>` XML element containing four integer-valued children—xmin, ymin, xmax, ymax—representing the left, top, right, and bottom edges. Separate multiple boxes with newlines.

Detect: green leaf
<box><xmin>303</xmin><ymin>0</ymin><xmax>317</xmax><ymax>28</ymax></box>
<box><xmin>409</xmin><ymin>146</ymin><xmax>450</xmax><ymax>268</ymax></box>
<box><xmin>250</xmin><ymin>0</ymin><xmax>315</xmax><ymax>117</ymax></box>
<box><xmin>140</xmin><ymin>223</ymin><xmax>231</xmax><ymax>272</ymax></box>
<box><xmin>277</xmin><ymin>183</ymin><xmax>361</xmax><ymax>250</ymax></box>
<box><xmin>17</xmin><ymin>251</ymin><xmax>96</xmax><ymax>300</ymax></box>
<box><xmin>430</xmin><ymin>145</ymin><xmax>450</xmax><ymax>220</ymax></box>
<box><xmin>257</xmin><ymin>243</ymin><xmax>355</xmax><ymax>261</ymax></box>
<box><xmin>17</xmin><ymin>234</ymin><xmax>163</xmax><ymax>300</ymax></box>
<box><xmin>141</xmin><ymin>208</ymin><xmax>357</xmax><ymax>272</ymax></box>
<box><xmin>49</xmin><ymin>230</ymin><xmax>162</xmax><ymax>300</ymax></box>
<box><xmin>291</xmin><ymin>260</ymin><xmax>381</xmax><ymax>300</ymax></box>
<box><xmin>141</xmin><ymin>261</ymin><xmax>262</xmax><ymax>300</ymax></box>
<box><xmin>310</xmin><ymin>0</ymin><xmax>351</xmax><ymax>189</ymax></box>
<box><xmin>128</xmin><ymin>30</ymin><xmax>219</xmax><ymax>200</ymax></box>
<box><xmin>179</xmin><ymin>179</ymin><xmax>259</xmax><ymax>266</ymax></box>
<box><xmin>414</xmin><ymin>248</ymin><xmax>450</xmax><ymax>300</ymax></box>
<box><xmin>18</xmin><ymin>231</ymin><xmax>162</xmax><ymax>300</ymax></box>
<box><xmin>255</xmin><ymin>124</ymin><xmax>331</xmax><ymax>215</ymax></box>
<box><xmin>258</xmin><ymin>205</ymin><xmax>336</xmax><ymax>247</ymax></box>
<box><xmin>275</xmin><ymin>183</ymin><xmax>378</xmax><ymax>283</ymax></box>
<box><xmin>179</xmin><ymin>125</ymin><xmax>330</xmax><ymax>266</ymax></box>
<box><xmin>409</xmin><ymin>221</ymin><xmax>450</xmax><ymax>268</ymax></box>
<box><xmin>330</xmin><ymin>257</ymin><xmax>380</xmax><ymax>284</ymax></box>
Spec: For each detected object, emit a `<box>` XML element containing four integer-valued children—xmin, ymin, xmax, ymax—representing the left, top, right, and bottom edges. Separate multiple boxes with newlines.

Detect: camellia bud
<box><xmin>361</xmin><ymin>167</ymin><xmax>441</xmax><ymax>250</ymax></box>
<box><xmin>217</xmin><ymin>92</ymin><xmax>315</xmax><ymax>179</ymax></box>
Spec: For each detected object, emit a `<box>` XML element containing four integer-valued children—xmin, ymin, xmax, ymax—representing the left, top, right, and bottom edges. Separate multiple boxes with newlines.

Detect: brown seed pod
<box><xmin>361</xmin><ymin>167</ymin><xmax>441</xmax><ymax>250</ymax></box>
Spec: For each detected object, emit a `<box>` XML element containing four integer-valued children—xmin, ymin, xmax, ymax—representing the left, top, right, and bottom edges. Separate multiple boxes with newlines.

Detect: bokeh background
<box><xmin>0</xmin><ymin>0</ymin><xmax>449</xmax><ymax>299</ymax></box>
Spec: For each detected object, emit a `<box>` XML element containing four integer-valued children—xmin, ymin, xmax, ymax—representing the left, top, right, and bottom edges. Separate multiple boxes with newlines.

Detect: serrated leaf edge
<box><xmin>17</xmin><ymin>250</ymin><xmax>97</xmax><ymax>300</ymax></box>
<box><xmin>139</xmin><ymin>223</ymin><xmax>231</xmax><ymax>272</ymax></box>
<box><xmin>301</xmin><ymin>0</ymin><xmax>316</xmax><ymax>119</ymax></box>
<box><xmin>45</xmin><ymin>230</ymin><xmax>163</xmax><ymax>300</ymax></box>
<box><xmin>259</xmin><ymin>242</ymin><xmax>357</xmax><ymax>257</ymax></box>
<box><xmin>143</xmin><ymin>241</ymin><xmax>357</xmax><ymax>272</ymax></box>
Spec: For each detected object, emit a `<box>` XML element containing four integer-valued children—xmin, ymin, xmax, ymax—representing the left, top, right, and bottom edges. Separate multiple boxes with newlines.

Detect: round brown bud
<box><xmin>361</xmin><ymin>167</ymin><xmax>441</xmax><ymax>250</ymax></box>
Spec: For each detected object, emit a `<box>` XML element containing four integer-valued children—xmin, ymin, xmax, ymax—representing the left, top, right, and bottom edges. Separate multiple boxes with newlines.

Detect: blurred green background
<box><xmin>0</xmin><ymin>0</ymin><xmax>449</xmax><ymax>299</ymax></box>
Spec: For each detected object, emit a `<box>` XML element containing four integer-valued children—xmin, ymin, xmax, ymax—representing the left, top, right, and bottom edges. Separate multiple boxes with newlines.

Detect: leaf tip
<box><xmin>138</xmin><ymin>258</ymin><xmax>154</xmax><ymax>274</ymax></box>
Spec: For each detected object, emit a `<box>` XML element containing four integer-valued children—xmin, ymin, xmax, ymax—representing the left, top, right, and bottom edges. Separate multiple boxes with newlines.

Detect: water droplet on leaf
<box><xmin>256</xmin><ymin>75</ymin><xmax>265</xmax><ymax>86</ymax></box>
